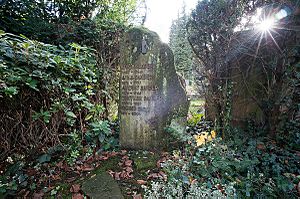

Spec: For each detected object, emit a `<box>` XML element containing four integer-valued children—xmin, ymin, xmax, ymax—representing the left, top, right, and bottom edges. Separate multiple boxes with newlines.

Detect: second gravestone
<box><xmin>119</xmin><ymin>27</ymin><xmax>189</xmax><ymax>150</ymax></box>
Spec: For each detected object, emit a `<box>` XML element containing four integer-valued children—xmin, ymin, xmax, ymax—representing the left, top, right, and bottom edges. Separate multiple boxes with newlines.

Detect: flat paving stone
<box><xmin>81</xmin><ymin>172</ymin><xmax>124</xmax><ymax>199</ymax></box>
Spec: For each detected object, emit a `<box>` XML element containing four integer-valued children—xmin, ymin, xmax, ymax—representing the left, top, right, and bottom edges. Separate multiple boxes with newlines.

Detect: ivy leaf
<box><xmin>26</xmin><ymin>78</ymin><xmax>39</xmax><ymax>91</ymax></box>
<box><xmin>4</xmin><ymin>86</ymin><xmax>18</xmax><ymax>96</ymax></box>
<box><xmin>85</xmin><ymin>114</ymin><xmax>93</xmax><ymax>121</ymax></box>
<box><xmin>66</xmin><ymin>111</ymin><xmax>77</xmax><ymax>118</ymax></box>
<box><xmin>38</xmin><ymin>154</ymin><xmax>51</xmax><ymax>163</ymax></box>
<box><xmin>98</xmin><ymin>133</ymin><xmax>105</xmax><ymax>143</ymax></box>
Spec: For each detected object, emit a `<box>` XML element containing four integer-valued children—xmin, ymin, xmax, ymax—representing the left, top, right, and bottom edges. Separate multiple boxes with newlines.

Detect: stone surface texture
<box><xmin>81</xmin><ymin>172</ymin><xmax>124</xmax><ymax>199</ymax></box>
<box><xmin>119</xmin><ymin>27</ymin><xmax>189</xmax><ymax>150</ymax></box>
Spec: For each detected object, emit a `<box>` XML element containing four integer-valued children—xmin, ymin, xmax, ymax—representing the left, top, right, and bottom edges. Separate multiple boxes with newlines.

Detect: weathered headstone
<box><xmin>119</xmin><ymin>27</ymin><xmax>189</xmax><ymax>150</ymax></box>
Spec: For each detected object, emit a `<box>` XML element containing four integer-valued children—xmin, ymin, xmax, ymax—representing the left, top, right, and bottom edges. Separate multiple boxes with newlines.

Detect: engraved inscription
<box><xmin>120</xmin><ymin>64</ymin><xmax>157</xmax><ymax>116</ymax></box>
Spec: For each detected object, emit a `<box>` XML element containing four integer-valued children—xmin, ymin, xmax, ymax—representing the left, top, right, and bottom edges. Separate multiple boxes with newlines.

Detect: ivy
<box><xmin>0</xmin><ymin>31</ymin><xmax>118</xmax><ymax>160</ymax></box>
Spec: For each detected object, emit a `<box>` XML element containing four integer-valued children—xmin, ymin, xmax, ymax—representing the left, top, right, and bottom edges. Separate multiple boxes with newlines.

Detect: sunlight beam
<box><xmin>257</xmin><ymin>18</ymin><xmax>275</xmax><ymax>32</ymax></box>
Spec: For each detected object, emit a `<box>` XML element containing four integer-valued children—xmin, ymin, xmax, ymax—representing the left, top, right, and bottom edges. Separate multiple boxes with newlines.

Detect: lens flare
<box><xmin>257</xmin><ymin>18</ymin><xmax>275</xmax><ymax>32</ymax></box>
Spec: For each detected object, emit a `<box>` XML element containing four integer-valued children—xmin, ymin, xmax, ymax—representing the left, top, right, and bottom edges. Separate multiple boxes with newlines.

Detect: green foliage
<box><xmin>0</xmin><ymin>0</ymin><xmax>139</xmax><ymax>44</ymax></box>
<box><xmin>187</xmin><ymin>0</ymin><xmax>250</xmax><ymax>133</ymax></box>
<box><xmin>187</xmin><ymin>0</ymin><xmax>300</xmax><ymax>138</ymax></box>
<box><xmin>277</xmin><ymin>45</ymin><xmax>300</xmax><ymax>150</ymax></box>
<box><xmin>0</xmin><ymin>0</ymin><xmax>143</xmax><ymax>121</ymax></box>
<box><xmin>145</xmin><ymin>126</ymin><xmax>300</xmax><ymax>198</ymax></box>
<box><xmin>169</xmin><ymin>5</ymin><xmax>194</xmax><ymax>80</ymax></box>
<box><xmin>187</xmin><ymin>113</ymin><xmax>204</xmax><ymax>126</ymax></box>
<box><xmin>86</xmin><ymin>120</ymin><xmax>117</xmax><ymax>150</ymax></box>
<box><xmin>0</xmin><ymin>31</ymin><xmax>120</xmax><ymax>162</ymax></box>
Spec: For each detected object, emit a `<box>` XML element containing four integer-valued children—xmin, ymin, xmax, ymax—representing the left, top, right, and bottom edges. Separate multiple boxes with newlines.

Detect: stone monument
<box><xmin>119</xmin><ymin>27</ymin><xmax>189</xmax><ymax>150</ymax></box>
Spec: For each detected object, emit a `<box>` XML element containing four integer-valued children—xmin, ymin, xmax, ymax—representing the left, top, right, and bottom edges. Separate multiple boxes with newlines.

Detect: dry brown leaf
<box><xmin>108</xmin><ymin>170</ymin><xmax>115</xmax><ymax>178</ymax></box>
<box><xmin>124</xmin><ymin>160</ymin><xmax>133</xmax><ymax>166</ymax></box>
<box><xmin>72</xmin><ymin>193</ymin><xmax>84</xmax><ymax>199</ymax></box>
<box><xmin>56</xmin><ymin>161</ymin><xmax>64</xmax><ymax>168</ymax></box>
<box><xmin>122</xmin><ymin>155</ymin><xmax>129</xmax><ymax>160</ymax></box>
<box><xmin>120</xmin><ymin>150</ymin><xmax>127</xmax><ymax>155</ymax></box>
<box><xmin>26</xmin><ymin>168</ymin><xmax>37</xmax><ymax>176</ymax></box>
<box><xmin>147</xmin><ymin>173</ymin><xmax>159</xmax><ymax>179</ymax></box>
<box><xmin>65</xmin><ymin>177</ymin><xmax>77</xmax><ymax>183</ymax></box>
<box><xmin>110</xmin><ymin>151</ymin><xmax>118</xmax><ymax>157</ymax></box>
<box><xmin>70</xmin><ymin>184</ymin><xmax>81</xmax><ymax>193</ymax></box>
<box><xmin>137</xmin><ymin>180</ymin><xmax>147</xmax><ymax>185</ymax></box>
<box><xmin>33</xmin><ymin>191</ymin><xmax>44</xmax><ymax>199</ymax></box>
<box><xmin>125</xmin><ymin>166</ymin><xmax>133</xmax><ymax>173</ymax></box>
<box><xmin>120</xmin><ymin>171</ymin><xmax>127</xmax><ymax>179</ymax></box>
<box><xmin>114</xmin><ymin>172</ymin><xmax>121</xmax><ymax>180</ymax></box>
<box><xmin>86</xmin><ymin>155</ymin><xmax>94</xmax><ymax>163</ymax></box>
<box><xmin>51</xmin><ymin>174</ymin><xmax>61</xmax><ymax>181</ymax></box>
<box><xmin>81</xmin><ymin>165</ymin><xmax>94</xmax><ymax>171</ymax></box>
<box><xmin>133</xmin><ymin>193</ymin><xmax>143</xmax><ymax>199</ymax></box>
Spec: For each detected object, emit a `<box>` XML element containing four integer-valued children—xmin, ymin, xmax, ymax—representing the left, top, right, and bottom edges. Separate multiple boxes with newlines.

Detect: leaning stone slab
<box><xmin>81</xmin><ymin>172</ymin><xmax>124</xmax><ymax>199</ymax></box>
<box><xmin>119</xmin><ymin>27</ymin><xmax>189</xmax><ymax>150</ymax></box>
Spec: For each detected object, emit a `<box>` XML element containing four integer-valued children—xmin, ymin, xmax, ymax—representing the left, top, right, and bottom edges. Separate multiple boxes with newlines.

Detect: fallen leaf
<box><xmin>51</xmin><ymin>174</ymin><xmax>61</xmax><ymax>181</ymax></box>
<box><xmin>120</xmin><ymin>150</ymin><xmax>127</xmax><ymax>155</ymax></box>
<box><xmin>120</xmin><ymin>171</ymin><xmax>128</xmax><ymax>179</ymax></box>
<box><xmin>125</xmin><ymin>167</ymin><xmax>133</xmax><ymax>173</ymax></box>
<box><xmin>159</xmin><ymin>171</ymin><xmax>167</xmax><ymax>181</ymax></box>
<box><xmin>114</xmin><ymin>172</ymin><xmax>121</xmax><ymax>180</ymax></box>
<box><xmin>24</xmin><ymin>190</ymin><xmax>30</xmax><ymax>197</ymax></box>
<box><xmin>99</xmin><ymin>155</ymin><xmax>109</xmax><ymax>160</ymax></box>
<box><xmin>110</xmin><ymin>151</ymin><xmax>118</xmax><ymax>156</ymax></box>
<box><xmin>122</xmin><ymin>155</ymin><xmax>129</xmax><ymax>160</ymax></box>
<box><xmin>133</xmin><ymin>193</ymin><xmax>143</xmax><ymax>199</ymax></box>
<box><xmin>56</xmin><ymin>161</ymin><xmax>64</xmax><ymax>168</ymax></box>
<box><xmin>33</xmin><ymin>191</ymin><xmax>44</xmax><ymax>199</ymax></box>
<box><xmin>147</xmin><ymin>173</ymin><xmax>160</xmax><ymax>179</ymax></box>
<box><xmin>124</xmin><ymin>160</ymin><xmax>133</xmax><ymax>166</ymax></box>
<box><xmin>26</xmin><ymin>168</ymin><xmax>37</xmax><ymax>176</ymax></box>
<box><xmin>65</xmin><ymin>177</ymin><xmax>77</xmax><ymax>183</ymax></box>
<box><xmin>70</xmin><ymin>184</ymin><xmax>81</xmax><ymax>193</ymax></box>
<box><xmin>108</xmin><ymin>170</ymin><xmax>114</xmax><ymax>178</ymax></box>
<box><xmin>137</xmin><ymin>180</ymin><xmax>147</xmax><ymax>185</ymax></box>
<box><xmin>81</xmin><ymin>165</ymin><xmax>94</xmax><ymax>171</ymax></box>
<box><xmin>72</xmin><ymin>193</ymin><xmax>84</xmax><ymax>199</ymax></box>
<box><xmin>86</xmin><ymin>155</ymin><xmax>94</xmax><ymax>163</ymax></box>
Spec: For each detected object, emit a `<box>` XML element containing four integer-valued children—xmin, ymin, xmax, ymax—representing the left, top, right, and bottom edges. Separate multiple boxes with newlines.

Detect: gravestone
<box><xmin>119</xmin><ymin>27</ymin><xmax>189</xmax><ymax>150</ymax></box>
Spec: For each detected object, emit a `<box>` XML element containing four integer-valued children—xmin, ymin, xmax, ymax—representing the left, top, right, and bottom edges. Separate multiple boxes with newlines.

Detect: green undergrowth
<box><xmin>144</xmin><ymin>123</ymin><xmax>300</xmax><ymax>198</ymax></box>
<box><xmin>131</xmin><ymin>151</ymin><xmax>159</xmax><ymax>173</ymax></box>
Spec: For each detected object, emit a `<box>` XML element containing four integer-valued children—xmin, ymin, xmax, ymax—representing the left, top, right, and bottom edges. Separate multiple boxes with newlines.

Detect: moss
<box><xmin>93</xmin><ymin>156</ymin><xmax>121</xmax><ymax>174</ymax></box>
<box><xmin>131</xmin><ymin>152</ymin><xmax>159</xmax><ymax>173</ymax></box>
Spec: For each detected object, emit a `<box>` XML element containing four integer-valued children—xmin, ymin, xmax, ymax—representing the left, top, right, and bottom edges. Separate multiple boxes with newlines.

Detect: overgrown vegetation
<box><xmin>0</xmin><ymin>0</ymin><xmax>299</xmax><ymax>198</ymax></box>
<box><xmin>143</xmin><ymin>0</ymin><xmax>300</xmax><ymax>198</ymax></box>
<box><xmin>187</xmin><ymin>0</ymin><xmax>300</xmax><ymax>136</ymax></box>
<box><xmin>144</xmin><ymin>121</ymin><xmax>300</xmax><ymax>198</ymax></box>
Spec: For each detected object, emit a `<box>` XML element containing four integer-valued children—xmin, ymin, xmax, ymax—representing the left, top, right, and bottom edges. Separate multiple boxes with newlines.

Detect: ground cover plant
<box><xmin>144</xmin><ymin>120</ymin><xmax>300</xmax><ymax>198</ymax></box>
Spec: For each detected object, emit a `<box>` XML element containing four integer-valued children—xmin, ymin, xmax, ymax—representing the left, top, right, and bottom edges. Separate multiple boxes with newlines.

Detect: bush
<box><xmin>0</xmin><ymin>31</ymin><xmax>117</xmax><ymax>160</ymax></box>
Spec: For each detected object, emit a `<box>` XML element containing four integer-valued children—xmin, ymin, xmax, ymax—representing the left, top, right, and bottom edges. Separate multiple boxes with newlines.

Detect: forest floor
<box><xmin>1</xmin><ymin>100</ymin><xmax>299</xmax><ymax>198</ymax></box>
<box><xmin>1</xmin><ymin>149</ymin><xmax>171</xmax><ymax>198</ymax></box>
